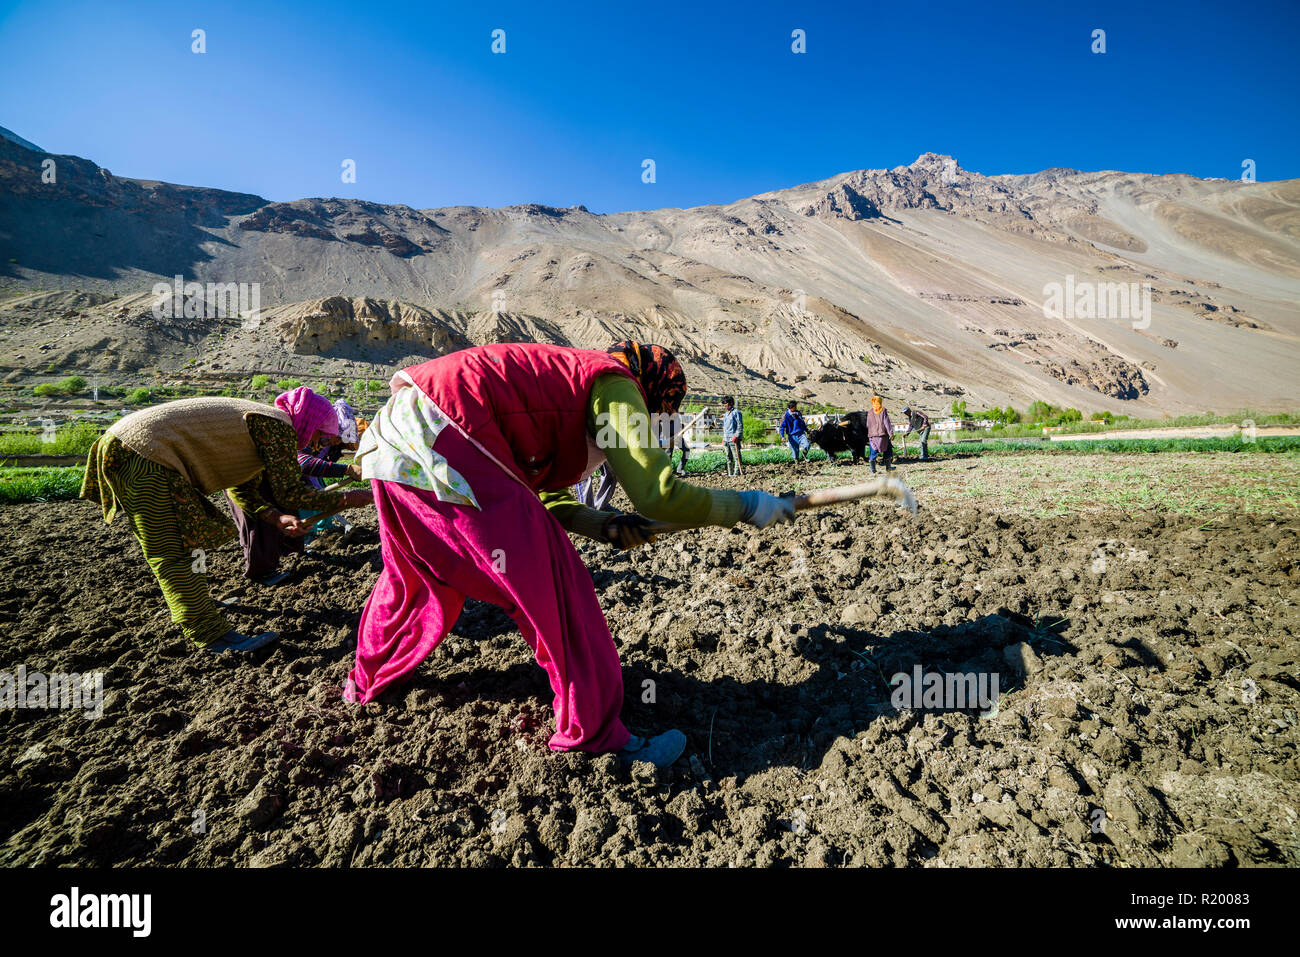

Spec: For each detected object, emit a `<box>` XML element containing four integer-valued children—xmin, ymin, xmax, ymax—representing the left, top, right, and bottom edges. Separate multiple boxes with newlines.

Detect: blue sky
<box><xmin>1</xmin><ymin>0</ymin><xmax>1296</xmax><ymax>212</ymax></box>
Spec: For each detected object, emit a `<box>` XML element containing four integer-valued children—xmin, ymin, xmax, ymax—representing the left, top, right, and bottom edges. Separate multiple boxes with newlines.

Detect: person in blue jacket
<box><xmin>722</xmin><ymin>397</ymin><xmax>744</xmax><ymax>476</ymax></box>
<box><xmin>779</xmin><ymin>400</ymin><xmax>811</xmax><ymax>464</ymax></box>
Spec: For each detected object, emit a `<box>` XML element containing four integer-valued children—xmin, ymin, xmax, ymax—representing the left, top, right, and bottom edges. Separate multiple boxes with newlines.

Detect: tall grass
<box><xmin>0</xmin><ymin>467</ymin><xmax>85</xmax><ymax>504</ymax></box>
<box><xmin>681</xmin><ymin>446</ymin><xmax>829</xmax><ymax>473</ymax></box>
<box><xmin>0</xmin><ymin>421</ymin><xmax>103</xmax><ymax>456</ymax></box>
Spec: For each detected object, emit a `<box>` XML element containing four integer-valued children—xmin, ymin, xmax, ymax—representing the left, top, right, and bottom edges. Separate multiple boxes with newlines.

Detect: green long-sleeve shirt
<box><xmin>540</xmin><ymin>373</ymin><xmax>744</xmax><ymax>538</ymax></box>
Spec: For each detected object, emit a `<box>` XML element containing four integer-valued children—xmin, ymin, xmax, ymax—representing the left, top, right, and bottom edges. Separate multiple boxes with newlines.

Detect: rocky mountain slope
<box><xmin>1</xmin><ymin>134</ymin><xmax>1297</xmax><ymax>413</ymax></box>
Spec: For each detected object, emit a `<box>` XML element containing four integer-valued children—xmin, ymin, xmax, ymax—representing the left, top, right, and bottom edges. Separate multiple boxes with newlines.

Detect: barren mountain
<box><xmin>1</xmin><ymin>134</ymin><xmax>1297</xmax><ymax>414</ymax></box>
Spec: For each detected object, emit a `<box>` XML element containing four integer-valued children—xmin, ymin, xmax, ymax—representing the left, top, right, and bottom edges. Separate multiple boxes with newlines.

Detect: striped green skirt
<box><xmin>81</xmin><ymin>435</ymin><xmax>236</xmax><ymax>647</ymax></box>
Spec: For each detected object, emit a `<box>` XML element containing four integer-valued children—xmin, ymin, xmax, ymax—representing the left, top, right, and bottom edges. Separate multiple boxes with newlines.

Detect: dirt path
<box><xmin>1</xmin><ymin>455</ymin><xmax>1297</xmax><ymax>866</ymax></box>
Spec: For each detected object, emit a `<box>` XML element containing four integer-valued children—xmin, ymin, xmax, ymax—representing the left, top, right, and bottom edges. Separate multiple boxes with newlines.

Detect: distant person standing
<box><xmin>866</xmin><ymin>395</ymin><xmax>894</xmax><ymax>473</ymax></box>
<box><xmin>900</xmin><ymin>405</ymin><xmax>931</xmax><ymax>461</ymax></box>
<box><xmin>672</xmin><ymin>418</ymin><xmax>690</xmax><ymax>477</ymax></box>
<box><xmin>665</xmin><ymin>406</ymin><xmax>708</xmax><ymax>476</ymax></box>
<box><xmin>722</xmin><ymin>397</ymin><xmax>744</xmax><ymax>476</ymax></box>
<box><xmin>779</xmin><ymin>400</ymin><xmax>811</xmax><ymax>463</ymax></box>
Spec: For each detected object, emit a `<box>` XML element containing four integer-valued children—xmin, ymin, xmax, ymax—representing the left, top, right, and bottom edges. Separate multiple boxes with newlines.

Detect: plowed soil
<box><xmin>1</xmin><ymin>454</ymin><xmax>1297</xmax><ymax>867</ymax></box>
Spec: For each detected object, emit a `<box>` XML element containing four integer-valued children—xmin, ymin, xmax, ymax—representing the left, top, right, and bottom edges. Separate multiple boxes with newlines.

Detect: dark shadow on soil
<box><xmin>366</xmin><ymin>609</ymin><xmax>1076</xmax><ymax>780</ymax></box>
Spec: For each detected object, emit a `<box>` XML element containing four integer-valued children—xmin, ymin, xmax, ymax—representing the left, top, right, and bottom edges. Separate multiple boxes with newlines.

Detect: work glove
<box><xmin>602</xmin><ymin>513</ymin><xmax>658</xmax><ymax>550</ymax></box>
<box><xmin>738</xmin><ymin>490</ymin><xmax>796</xmax><ymax>529</ymax></box>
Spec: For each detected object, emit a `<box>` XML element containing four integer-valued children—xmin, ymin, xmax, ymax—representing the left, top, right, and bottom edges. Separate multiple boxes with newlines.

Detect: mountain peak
<box><xmin>908</xmin><ymin>152</ymin><xmax>959</xmax><ymax>172</ymax></box>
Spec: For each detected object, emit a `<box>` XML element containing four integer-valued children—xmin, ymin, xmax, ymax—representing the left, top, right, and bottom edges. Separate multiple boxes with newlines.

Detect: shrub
<box><xmin>742</xmin><ymin>414</ymin><xmax>771</xmax><ymax>443</ymax></box>
<box><xmin>125</xmin><ymin>388</ymin><xmax>153</xmax><ymax>405</ymax></box>
<box><xmin>250</xmin><ymin>374</ymin><xmax>270</xmax><ymax>390</ymax></box>
<box><xmin>275</xmin><ymin>378</ymin><xmax>302</xmax><ymax>391</ymax></box>
<box><xmin>31</xmin><ymin>375</ymin><xmax>88</xmax><ymax>398</ymax></box>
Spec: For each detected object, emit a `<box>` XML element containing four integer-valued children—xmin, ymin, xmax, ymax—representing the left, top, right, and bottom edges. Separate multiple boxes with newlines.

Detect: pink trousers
<box><xmin>346</xmin><ymin>427</ymin><xmax>630</xmax><ymax>754</ymax></box>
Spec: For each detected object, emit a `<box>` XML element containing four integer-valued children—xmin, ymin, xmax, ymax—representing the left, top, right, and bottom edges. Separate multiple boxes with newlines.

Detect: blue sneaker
<box><xmin>204</xmin><ymin>630</ymin><xmax>279</xmax><ymax>652</ymax></box>
<box><xmin>620</xmin><ymin>730</ymin><xmax>687</xmax><ymax>768</ymax></box>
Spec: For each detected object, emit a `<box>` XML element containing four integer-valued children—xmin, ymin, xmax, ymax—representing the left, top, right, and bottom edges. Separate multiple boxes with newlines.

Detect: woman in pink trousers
<box><xmin>345</xmin><ymin>341</ymin><xmax>794</xmax><ymax>767</ymax></box>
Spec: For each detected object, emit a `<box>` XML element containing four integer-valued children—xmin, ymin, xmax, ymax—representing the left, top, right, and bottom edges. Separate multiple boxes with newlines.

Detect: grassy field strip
<box><xmin>3</xmin><ymin>436</ymin><xmax>1298</xmax><ymax>509</ymax></box>
<box><xmin>0</xmin><ymin>466</ymin><xmax>85</xmax><ymax>505</ymax></box>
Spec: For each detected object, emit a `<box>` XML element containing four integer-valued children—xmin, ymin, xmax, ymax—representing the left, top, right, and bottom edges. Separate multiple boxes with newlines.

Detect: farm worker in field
<box><xmin>667</xmin><ymin>406</ymin><xmax>709</xmax><ymax>476</ymax></box>
<box><xmin>345</xmin><ymin>340</ymin><xmax>795</xmax><ymax>767</ymax></box>
<box><xmin>299</xmin><ymin>398</ymin><xmax>366</xmax><ymax>540</ymax></box>
<box><xmin>79</xmin><ymin>390</ymin><xmax>374</xmax><ymax>652</ymax></box>
<box><xmin>668</xmin><ymin>415</ymin><xmax>688</xmax><ymax>476</ymax></box>
<box><xmin>575</xmin><ymin>399</ymin><xmax>703</xmax><ymax>505</ymax></box>
<box><xmin>723</xmin><ymin>396</ymin><xmax>744</xmax><ymax>476</ymax></box>
<box><xmin>574</xmin><ymin>402</ymin><xmax>704</xmax><ymax>506</ymax></box>
<box><xmin>900</xmin><ymin>405</ymin><xmax>931</xmax><ymax>461</ymax></box>
<box><xmin>866</xmin><ymin>395</ymin><xmax>895</xmax><ymax>473</ymax></box>
<box><xmin>779</xmin><ymin>400</ymin><xmax>812</xmax><ymax>463</ymax></box>
<box><xmin>225</xmin><ymin>390</ymin><xmax>365</xmax><ymax>584</ymax></box>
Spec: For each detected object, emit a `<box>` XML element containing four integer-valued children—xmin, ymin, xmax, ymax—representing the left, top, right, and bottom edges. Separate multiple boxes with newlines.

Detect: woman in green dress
<box><xmin>81</xmin><ymin>388</ymin><xmax>373</xmax><ymax>651</ymax></box>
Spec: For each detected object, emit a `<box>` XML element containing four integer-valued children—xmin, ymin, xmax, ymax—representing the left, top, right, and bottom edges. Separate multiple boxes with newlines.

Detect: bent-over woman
<box><xmin>347</xmin><ymin>341</ymin><xmax>794</xmax><ymax>767</ymax></box>
<box><xmin>81</xmin><ymin>392</ymin><xmax>373</xmax><ymax>652</ymax></box>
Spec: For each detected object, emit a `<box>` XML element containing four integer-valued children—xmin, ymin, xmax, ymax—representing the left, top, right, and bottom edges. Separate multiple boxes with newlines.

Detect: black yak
<box><xmin>810</xmin><ymin>412</ymin><xmax>870</xmax><ymax>464</ymax></box>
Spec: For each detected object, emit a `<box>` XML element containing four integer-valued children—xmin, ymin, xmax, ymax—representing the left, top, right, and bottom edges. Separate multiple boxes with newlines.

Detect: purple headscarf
<box><xmin>333</xmin><ymin>398</ymin><xmax>359</xmax><ymax>445</ymax></box>
<box><xmin>274</xmin><ymin>387</ymin><xmax>338</xmax><ymax>450</ymax></box>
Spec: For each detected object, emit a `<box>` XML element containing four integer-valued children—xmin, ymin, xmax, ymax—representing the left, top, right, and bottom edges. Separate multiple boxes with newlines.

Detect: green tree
<box><xmin>742</xmin><ymin>414</ymin><xmax>770</xmax><ymax>443</ymax></box>
<box><xmin>1027</xmin><ymin>400</ymin><xmax>1057</xmax><ymax>422</ymax></box>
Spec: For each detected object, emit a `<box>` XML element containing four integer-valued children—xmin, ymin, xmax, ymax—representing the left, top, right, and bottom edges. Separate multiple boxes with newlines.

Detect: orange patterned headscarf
<box><xmin>606</xmin><ymin>340</ymin><xmax>687</xmax><ymax>414</ymax></box>
<box><xmin>871</xmin><ymin>395</ymin><xmax>884</xmax><ymax>414</ymax></box>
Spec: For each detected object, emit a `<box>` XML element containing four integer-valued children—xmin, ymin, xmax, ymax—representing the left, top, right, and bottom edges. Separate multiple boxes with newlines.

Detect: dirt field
<box><xmin>1</xmin><ymin>452</ymin><xmax>1297</xmax><ymax>867</ymax></box>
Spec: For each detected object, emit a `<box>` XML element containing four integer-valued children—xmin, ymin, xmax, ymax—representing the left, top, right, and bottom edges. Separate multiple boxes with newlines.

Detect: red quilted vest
<box><xmin>402</xmin><ymin>343</ymin><xmax>644</xmax><ymax>492</ymax></box>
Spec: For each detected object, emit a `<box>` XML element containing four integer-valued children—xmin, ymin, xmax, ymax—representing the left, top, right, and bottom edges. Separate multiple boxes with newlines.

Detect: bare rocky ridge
<box><xmin>1</xmin><ymin>135</ymin><xmax>1297</xmax><ymax>413</ymax></box>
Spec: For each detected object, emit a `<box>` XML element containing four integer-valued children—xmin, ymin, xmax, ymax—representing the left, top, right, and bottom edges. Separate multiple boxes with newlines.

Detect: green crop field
<box><xmin>0</xmin><ymin>466</ymin><xmax>86</xmax><ymax>505</ymax></box>
<box><xmin>0</xmin><ymin>421</ymin><xmax>102</xmax><ymax>457</ymax></box>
